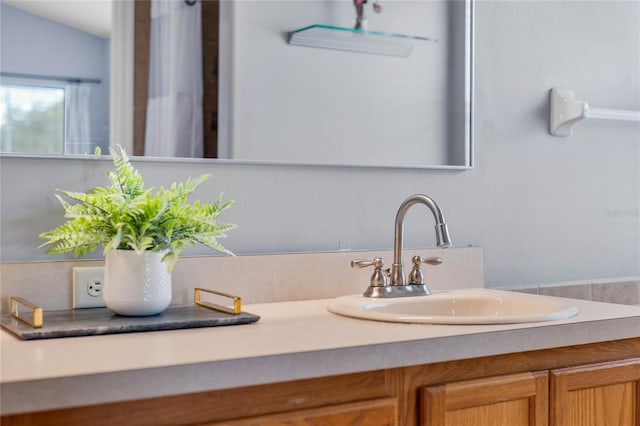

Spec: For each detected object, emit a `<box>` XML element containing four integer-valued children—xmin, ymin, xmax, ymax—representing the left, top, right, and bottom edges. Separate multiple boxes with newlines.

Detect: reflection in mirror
<box><xmin>219</xmin><ymin>0</ymin><xmax>472</xmax><ymax>168</ymax></box>
<box><xmin>0</xmin><ymin>82</ymin><xmax>66</xmax><ymax>154</ymax></box>
<box><xmin>0</xmin><ymin>0</ymin><xmax>473</xmax><ymax>169</ymax></box>
<box><xmin>0</xmin><ymin>0</ymin><xmax>111</xmax><ymax>155</ymax></box>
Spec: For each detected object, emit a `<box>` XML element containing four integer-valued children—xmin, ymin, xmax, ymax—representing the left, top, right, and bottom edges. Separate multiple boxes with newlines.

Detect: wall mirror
<box><xmin>0</xmin><ymin>0</ymin><xmax>474</xmax><ymax>169</ymax></box>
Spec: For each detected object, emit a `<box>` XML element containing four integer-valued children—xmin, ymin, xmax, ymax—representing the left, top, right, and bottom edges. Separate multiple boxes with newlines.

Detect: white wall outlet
<box><xmin>73</xmin><ymin>267</ymin><xmax>106</xmax><ymax>309</ymax></box>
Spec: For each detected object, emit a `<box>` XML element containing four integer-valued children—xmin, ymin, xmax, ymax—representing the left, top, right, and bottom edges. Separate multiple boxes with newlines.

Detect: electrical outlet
<box><xmin>73</xmin><ymin>267</ymin><xmax>106</xmax><ymax>309</ymax></box>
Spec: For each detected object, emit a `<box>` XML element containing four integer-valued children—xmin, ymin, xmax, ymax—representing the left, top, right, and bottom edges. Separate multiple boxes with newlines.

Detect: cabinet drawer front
<box><xmin>203</xmin><ymin>397</ymin><xmax>398</xmax><ymax>426</ymax></box>
<box><xmin>422</xmin><ymin>371</ymin><xmax>548</xmax><ymax>426</ymax></box>
<box><xmin>551</xmin><ymin>358</ymin><xmax>640</xmax><ymax>426</ymax></box>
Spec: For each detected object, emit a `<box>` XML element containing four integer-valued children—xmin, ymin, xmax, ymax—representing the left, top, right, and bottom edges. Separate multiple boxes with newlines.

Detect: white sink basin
<box><xmin>327</xmin><ymin>288</ymin><xmax>579</xmax><ymax>324</ymax></box>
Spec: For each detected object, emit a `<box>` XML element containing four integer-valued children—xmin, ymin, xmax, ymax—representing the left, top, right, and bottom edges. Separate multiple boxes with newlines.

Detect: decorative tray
<box><xmin>1</xmin><ymin>289</ymin><xmax>260</xmax><ymax>340</ymax></box>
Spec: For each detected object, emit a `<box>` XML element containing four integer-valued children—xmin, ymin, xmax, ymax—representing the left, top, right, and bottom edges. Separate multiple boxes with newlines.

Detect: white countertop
<box><xmin>2</xmin><ymin>294</ymin><xmax>640</xmax><ymax>415</ymax></box>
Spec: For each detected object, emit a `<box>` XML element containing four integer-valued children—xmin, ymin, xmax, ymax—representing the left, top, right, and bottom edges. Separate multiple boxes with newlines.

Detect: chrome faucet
<box><xmin>352</xmin><ymin>194</ymin><xmax>451</xmax><ymax>298</ymax></box>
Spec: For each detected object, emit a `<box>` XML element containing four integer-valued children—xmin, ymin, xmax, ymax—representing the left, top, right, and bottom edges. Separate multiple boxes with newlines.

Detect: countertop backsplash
<box><xmin>2</xmin><ymin>246</ymin><xmax>638</xmax><ymax>314</ymax></box>
<box><xmin>0</xmin><ymin>247</ymin><xmax>483</xmax><ymax>313</ymax></box>
<box><xmin>497</xmin><ymin>278</ymin><xmax>640</xmax><ymax>306</ymax></box>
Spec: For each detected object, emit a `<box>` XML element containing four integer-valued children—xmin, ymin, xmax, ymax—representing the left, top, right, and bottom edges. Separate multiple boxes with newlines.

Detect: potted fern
<box><xmin>40</xmin><ymin>146</ymin><xmax>236</xmax><ymax>316</ymax></box>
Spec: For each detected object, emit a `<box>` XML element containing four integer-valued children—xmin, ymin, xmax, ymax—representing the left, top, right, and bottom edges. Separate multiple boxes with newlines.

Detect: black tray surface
<box><xmin>1</xmin><ymin>305</ymin><xmax>260</xmax><ymax>340</ymax></box>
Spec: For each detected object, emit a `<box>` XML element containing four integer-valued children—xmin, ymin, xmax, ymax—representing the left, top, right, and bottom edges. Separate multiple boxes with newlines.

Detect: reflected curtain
<box><xmin>144</xmin><ymin>0</ymin><xmax>203</xmax><ymax>157</ymax></box>
<box><xmin>65</xmin><ymin>82</ymin><xmax>92</xmax><ymax>154</ymax></box>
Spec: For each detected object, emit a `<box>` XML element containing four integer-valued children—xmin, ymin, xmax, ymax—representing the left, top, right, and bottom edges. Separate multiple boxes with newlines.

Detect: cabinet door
<box><xmin>203</xmin><ymin>397</ymin><xmax>398</xmax><ymax>426</ymax></box>
<box><xmin>422</xmin><ymin>371</ymin><xmax>548</xmax><ymax>426</ymax></box>
<box><xmin>550</xmin><ymin>358</ymin><xmax>640</xmax><ymax>426</ymax></box>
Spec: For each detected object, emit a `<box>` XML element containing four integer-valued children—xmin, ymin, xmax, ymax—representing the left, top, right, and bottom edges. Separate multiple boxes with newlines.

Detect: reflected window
<box><xmin>0</xmin><ymin>84</ymin><xmax>65</xmax><ymax>154</ymax></box>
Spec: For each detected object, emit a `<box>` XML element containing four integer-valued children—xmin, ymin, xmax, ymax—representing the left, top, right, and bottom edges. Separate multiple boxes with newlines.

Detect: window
<box><xmin>0</xmin><ymin>83</ymin><xmax>65</xmax><ymax>154</ymax></box>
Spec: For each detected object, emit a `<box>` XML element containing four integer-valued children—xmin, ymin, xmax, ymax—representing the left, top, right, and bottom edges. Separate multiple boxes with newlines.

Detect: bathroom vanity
<box><xmin>1</xmin><ymin>296</ymin><xmax>639</xmax><ymax>425</ymax></box>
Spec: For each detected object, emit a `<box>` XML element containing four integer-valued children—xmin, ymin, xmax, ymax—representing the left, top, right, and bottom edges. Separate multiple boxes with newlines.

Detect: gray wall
<box><xmin>1</xmin><ymin>1</ymin><xmax>638</xmax><ymax>288</ymax></box>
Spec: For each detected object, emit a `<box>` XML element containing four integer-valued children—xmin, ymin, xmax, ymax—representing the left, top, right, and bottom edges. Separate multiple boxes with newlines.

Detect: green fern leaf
<box><xmin>40</xmin><ymin>146</ymin><xmax>236</xmax><ymax>264</ymax></box>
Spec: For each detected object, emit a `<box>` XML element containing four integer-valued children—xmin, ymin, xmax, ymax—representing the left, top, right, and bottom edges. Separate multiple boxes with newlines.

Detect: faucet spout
<box><xmin>391</xmin><ymin>194</ymin><xmax>450</xmax><ymax>285</ymax></box>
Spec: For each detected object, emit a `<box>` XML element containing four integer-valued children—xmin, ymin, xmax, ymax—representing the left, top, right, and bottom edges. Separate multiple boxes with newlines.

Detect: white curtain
<box><xmin>65</xmin><ymin>82</ymin><xmax>92</xmax><ymax>154</ymax></box>
<box><xmin>145</xmin><ymin>0</ymin><xmax>203</xmax><ymax>157</ymax></box>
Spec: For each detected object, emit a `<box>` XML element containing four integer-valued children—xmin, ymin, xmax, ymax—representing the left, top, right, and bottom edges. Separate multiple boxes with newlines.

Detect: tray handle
<box><xmin>10</xmin><ymin>297</ymin><xmax>43</xmax><ymax>328</ymax></box>
<box><xmin>194</xmin><ymin>288</ymin><xmax>242</xmax><ymax>315</ymax></box>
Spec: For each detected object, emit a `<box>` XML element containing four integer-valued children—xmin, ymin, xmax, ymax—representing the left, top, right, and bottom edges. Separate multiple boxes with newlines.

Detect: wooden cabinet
<box><xmin>3</xmin><ymin>338</ymin><xmax>639</xmax><ymax>426</ymax></box>
<box><xmin>422</xmin><ymin>371</ymin><xmax>548</xmax><ymax>426</ymax></box>
<box><xmin>1</xmin><ymin>369</ymin><xmax>403</xmax><ymax>426</ymax></box>
<box><xmin>419</xmin><ymin>358</ymin><xmax>640</xmax><ymax>426</ymax></box>
<box><xmin>203</xmin><ymin>398</ymin><xmax>398</xmax><ymax>426</ymax></box>
<box><xmin>550</xmin><ymin>358</ymin><xmax>640</xmax><ymax>426</ymax></box>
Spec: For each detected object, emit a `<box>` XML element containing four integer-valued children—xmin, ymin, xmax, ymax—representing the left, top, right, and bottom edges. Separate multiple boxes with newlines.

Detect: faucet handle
<box><xmin>351</xmin><ymin>257</ymin><xmax>388</xmax><ymax>287</ymax></box>
<box><xmin>412</xmin><ymin>256</ymin><xmax>442</xmax><ymax>266</ymax></box>
<box><xmin>408</xmin><ymin>256</ymin><xmax>442</xmax><ymax>285</ymax></box>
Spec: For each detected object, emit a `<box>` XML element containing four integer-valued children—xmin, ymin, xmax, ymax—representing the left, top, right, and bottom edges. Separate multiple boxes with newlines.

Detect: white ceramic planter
<box><xmin>104</xmin><ymin>250</ymin><xmax>172</xmax><ymax>316</ymax></box>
